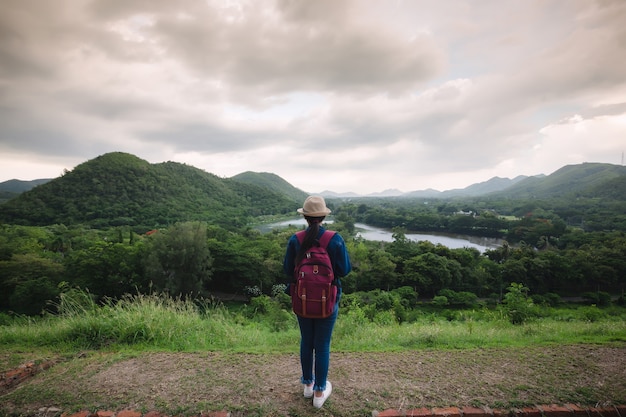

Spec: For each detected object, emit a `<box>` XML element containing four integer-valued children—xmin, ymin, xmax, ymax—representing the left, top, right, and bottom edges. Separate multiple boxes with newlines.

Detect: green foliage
<box><xmin>391</xmin><ymin>286</ymin><xmax>419</xmax><ymax>308</ymax></box>
<box><xmin>432</xmin><ymin>295</ymin><xmax>449</xmax><ymax>306</ymax></box>
<box><xmin>531</xmin><ymin>292</ymin><xmax>561</xmax><ymax>307</ymax></box>
<box><xmin>502</xmin><ymin>283</ymin><xmax>534</xmax><ymax>324</ymax></box>
<box><xmin>577</xmin><ymin>306</ymin><xmax>607</xmax><ymax>322</ymax></box>
<box><xmin>0</xmin><ymin>252</ymin><xmax>65</xmax><ymax>314</ymax></box>
<box><xmin>437</xmin><ymin>289</ymin><xmax>478</xmax><ymax>307</ymax></box>
<box><xmin>144</xmin><ymin>222</ymin><xmax>213</xmax><ymax>296</ymax></box>
<box><xmin>0</xmin><ymin>152</ymin><xmax>298</xmax><ymax>229</ymax></box>
<box><xmin>230</xmin><ymin>171</ymin><xmax>308</xmax><ymax>203</ymax></box>
<box><xmin>2</xmin><ymin>164</ymin><xmax>626</xmax><ymax>316</ymax></box>
<box><xmin>54</xmin><ymin>284</ymin><xmax>98</xmax><ymax>317</ymax></box>
<box><xmin>581</xmin><ymin>291</ymin><xmax>612</xmax><ymax>306</ymax></box>
<box><xmin>64</xmin><ymin>239</ymin><xmax>146</xmax><ymax>300</ymax></box>
<box><xmin>3</xmin><ymin>218</ymin><xmax>626</xmax><ymax>317</ymax></box>
<box><xmin>1</xmin><ymin>291</ymin><xmax>625</xmax><ymax>355</ymax></box>
<box><xmin>245</xmin><ymin>295</ymin><xmax>293</xmax><ymax>332</ymax></box>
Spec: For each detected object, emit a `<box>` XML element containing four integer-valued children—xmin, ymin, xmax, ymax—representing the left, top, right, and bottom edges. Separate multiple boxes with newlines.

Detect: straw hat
<box><xmin>297</xmin><ymin>195</ymin><xmax>331</xmax><ymax>217</ymax></box>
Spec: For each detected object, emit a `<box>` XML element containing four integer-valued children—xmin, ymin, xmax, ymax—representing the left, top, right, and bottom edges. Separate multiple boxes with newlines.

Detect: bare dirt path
<box><xmin>1</xmin><ymin>345</ymin><xmax>625</xmax><ymax>417</ymax></box>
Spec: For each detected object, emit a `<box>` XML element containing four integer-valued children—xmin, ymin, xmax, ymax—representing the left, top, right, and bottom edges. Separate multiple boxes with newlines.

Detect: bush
<box><xmin>392</xmin><ymin>286</ymin><xmax>419</xmax><ymax>308</ymax></box>
<box><xmin>432</xmin><ymin>295</ymin><xmax>449</xmax><ymax>306</ymax></box>
<box><xmin>245</xmin><ymin>294</ymin><xmax>294</xmax><ymax>332</ymax></box>
<box><xmin>577</xmin><ymin>306</ymin><xmax>607</xmax><ymax>322</ymax></box>
<box><xmin>274</xmin><ymin>291</ymin><xmax>292</xmax><ymax>311</ymax></box>
<box><xmin>581</xmin><ymin>291</ymin><xmax>612</xmax><ymax>306</ymax></box>
<box><xmin>373</xmin><ymin>309</ymin><xmax>397</xmax><ymax>325</ymax></box>
<box><xmin>437</xmin><ymin>289</ymin><xmax>478</xmax><ymax>307</ymax></box>
<box><xmin>247</xmin><ymin>295</ymin><xmax>274</xmax><ymax>316</ymax></box>
<box><xmin>502</xmin><ymin>283</ymin><xmax>534</xmax><ymax>325</ymax></box>
<box><xmin>531</xmin><ymin>293</ymin><xmax>561</xmax><ymax>307</ymax></box>
<box><xmin>392</xmin><ymin>298</ymin><xmax>408</xmax><ymax>323</ymax></box>
<box><xmin>335</xmin><ymin>301</ymin><xmax>368</xmax><ymax>337</ymax></box>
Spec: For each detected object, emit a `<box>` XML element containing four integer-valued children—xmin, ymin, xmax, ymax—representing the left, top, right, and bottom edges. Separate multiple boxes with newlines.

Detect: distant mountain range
<box><xmin>322</xmin><ymin>163</ymin><xmax>626</xmax><ymax>200</ymax></box>
<box><xmin>320</xmin><ymin>175</ymin><xmax>534</xmax><ymax>198</ymax></box>
<box><xmin>0</xmin><ymin>178</ymin><xmax>54</xmax><ymax>203</ymax></box>
<box><xmin>0</xmin><ymin>152</ymin><xmax>624</xmax><ymax>228</ymax></box>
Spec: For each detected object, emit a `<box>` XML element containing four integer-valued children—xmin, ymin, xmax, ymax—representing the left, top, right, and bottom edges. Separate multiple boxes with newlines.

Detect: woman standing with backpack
<box><xmin>283</xmin><ymin>195</ymin><xmax>352</xmax><ymax>409</ymax></box>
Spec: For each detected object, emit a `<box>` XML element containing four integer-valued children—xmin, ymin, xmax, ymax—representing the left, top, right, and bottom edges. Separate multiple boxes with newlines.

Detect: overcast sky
<box><xmin>1</xmin><ymin>0</ymin><xmax>625</xmax><ymax>195</ymax></box>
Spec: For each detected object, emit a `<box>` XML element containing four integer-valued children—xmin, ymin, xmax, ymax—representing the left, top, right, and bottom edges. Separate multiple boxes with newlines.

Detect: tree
<box><xmin>64</xmin><ymin>239</ymin><xmax>146</xmax><ymax>300</ymax></box>
<box><xmin>403</xmin><ymin>252</ymin><xmax>454</xmax><ymax>297</ymax></box>
<box><xmin>144</xmin><ymin>222</ymin><xmax>213</xmax><ymax>296</ymax></box>
<box><xmin>0</xmin><ymin>253</ymin><xmax>64</xmax><ymax>314</ymax></box>
<box><xmin>364</xmin><ymin>249</ymin><xmax>398</xmax><ymax>291</ymax></box>
<box><xmin>502</xmin><ymin>282</ymin><xmax>533</xmax><ymax>324</ymax></box>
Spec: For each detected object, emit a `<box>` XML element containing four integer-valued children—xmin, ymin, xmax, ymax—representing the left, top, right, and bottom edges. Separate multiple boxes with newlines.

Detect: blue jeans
<box><xmin>297</xmin><ymin>304</ymin><xmax>338</xmax><ymax>392</ymax></box>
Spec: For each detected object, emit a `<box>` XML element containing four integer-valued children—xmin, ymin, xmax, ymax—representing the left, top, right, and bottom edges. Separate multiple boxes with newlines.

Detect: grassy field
<box><xmin>1</xmin><ymin>292</ymin><xmax>625</xmax><ymax>416</ymax></box>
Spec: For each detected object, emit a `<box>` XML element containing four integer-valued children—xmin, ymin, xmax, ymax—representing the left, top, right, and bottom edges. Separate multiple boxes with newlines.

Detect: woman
<box><xmin>283</xmin><ymin>195</ymin><xmax>352</xmax><ymax>408</ymax></box>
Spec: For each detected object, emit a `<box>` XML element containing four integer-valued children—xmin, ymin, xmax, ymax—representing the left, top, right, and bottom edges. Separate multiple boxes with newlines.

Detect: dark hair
<box><xmin>295</xmin><ymin>216</ymin><xmax>326</xmax><ymax>265</ymax></box>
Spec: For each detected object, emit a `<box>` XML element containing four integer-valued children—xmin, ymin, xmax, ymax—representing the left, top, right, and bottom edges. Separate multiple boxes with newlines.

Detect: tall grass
<box><xmin>1</xmin><ymin>291</ymin><xmax>625</xmax><ymax>354</ymax></box>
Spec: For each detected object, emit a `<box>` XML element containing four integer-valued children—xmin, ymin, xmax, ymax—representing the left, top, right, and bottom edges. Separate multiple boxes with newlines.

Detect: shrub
<box><xmin>271</xmin><ymin>284</ymin><xmax>287</xmax><ymax>298</ymax></box>
<box><xmin>373</xmin><ymin>309</ymin><xmax>397</xmax><ymax>325</ymax></box>
<box><xmin>244</xmin><ymin>294</ymin><xmax>295</xmax><ymax>332</ymax></box>
<box><xmin>581</xmin><ymin>291</ymin><xmax>612</xmax><ymax>306</ymax></box>
<box><xmin>274</xmin><ymin>291</ymin><xmax>292</xmax><ymax>311</ymax></box>
<box><xmin>437</xmin><ymin>289</ymin><xmax>478</xmax><ymax>307</ymax></box>
<box><xmin>432</xmin><ymin>295</ymin><xmax>449</xmax><ymax>306</ymax></box>
<box><xmin>247</xmin><ymin>295</ymin><xmax>274</xmax><ymax>316</ymax></box>
<box><xmin>577</xmin><ymin>306</ymin><xmax>607</xmax><ymax>322</ymax></box>
<box><xmin>502</xmin><ymin>283</ymin><xmax>534</xmax><ymax>325</ymax></box>
<box><xmin>531</xmin><ymin>293</ymin><xmax>562</xmax><ymax>308</ymax></box>
<box><xmin>392</xmin><ymin>286</ymin><xmax>419</xmax><ymax>308</ymax></box>
<box><xmin>392</xmin><ymin>298</ymin><xmax>408</xmax><ymax>323</ymax></box>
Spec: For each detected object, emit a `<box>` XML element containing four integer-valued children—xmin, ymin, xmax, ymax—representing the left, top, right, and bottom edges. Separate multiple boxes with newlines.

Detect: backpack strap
<box><xmin>318</xmin><ymin>231</ymin><xmax>338</xmax><ymax>285</ymax></box>
<box><xmin>318</xmin><ymin>230</ymin><xmax>335</xmax><ymax>249</ymax></box>
<box><xmin>295</xmin><ymin>230</ymin><xmax>335</xmax><ymax>247</ymax></box>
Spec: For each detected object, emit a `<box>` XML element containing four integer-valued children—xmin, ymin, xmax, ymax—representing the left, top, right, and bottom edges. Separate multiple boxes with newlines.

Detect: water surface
<box><xmin>260</xmin><ymin>218</ymin><xmax>502</xmax><ymax>252</ymax></box>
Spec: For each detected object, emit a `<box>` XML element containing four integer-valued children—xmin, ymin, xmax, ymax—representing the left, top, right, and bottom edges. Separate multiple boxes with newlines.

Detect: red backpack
<box><xmin>291</xmin><ymin>230</ymin><xmax>337</xmax><ymax>318</ymax></box>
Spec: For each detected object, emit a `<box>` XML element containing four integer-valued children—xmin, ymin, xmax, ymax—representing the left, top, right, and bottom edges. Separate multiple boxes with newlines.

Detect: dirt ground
<box><xmin>1</xmin><ymin>345</ymin><xmax>626</xmax><ymax>417</ymax></box>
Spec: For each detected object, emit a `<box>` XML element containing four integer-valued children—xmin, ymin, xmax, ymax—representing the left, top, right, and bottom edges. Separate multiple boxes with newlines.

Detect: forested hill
<box><xmin>0</xmin><ymin>152</ymin><xmax>299</xmax><ymax>229</ymax></box>
<box><xmin>490</xmin><ymin>163</ymin><xmax>626</xmax><ymax>199</ymax></box>
<box><xmin>0</xmin><ymin>178</ymin><xmax>53</xmax><ymax>204</ymax></box>
<box><xmin>231</xmin><ymin>171</ymin><xmax>309</xmax><ymax>203</ymax></box>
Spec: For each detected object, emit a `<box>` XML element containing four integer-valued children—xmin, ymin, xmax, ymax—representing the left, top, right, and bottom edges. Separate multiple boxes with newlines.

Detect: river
<box><xmin>258</xmin><ymin>218</ymin><xmax>502</xmax><ymax>252</ymax></box>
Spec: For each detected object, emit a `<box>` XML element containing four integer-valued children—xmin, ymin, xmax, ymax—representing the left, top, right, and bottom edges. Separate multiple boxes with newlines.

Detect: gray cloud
<box><xmin>1</xmin><ymin>0</ymin><xmax>625</xmax><ymax>193</ymax></box>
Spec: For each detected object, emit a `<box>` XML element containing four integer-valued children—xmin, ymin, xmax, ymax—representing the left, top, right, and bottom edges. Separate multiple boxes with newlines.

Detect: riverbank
<box><xmin>256</xmin><ymin>217</ymin><xmax>503</xmax><ymax>251</ymax></box>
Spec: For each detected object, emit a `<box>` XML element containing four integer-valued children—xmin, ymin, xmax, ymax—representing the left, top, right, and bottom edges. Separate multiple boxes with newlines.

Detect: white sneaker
<box><xmin>312</xmin><ymin>381</ymin><xmax>332</xmax><ymax>408</ymax></box>
<box><xmin>303</xmin><ymin>383</ymin><xmax>314</xmax><ymax>398</ymax></box>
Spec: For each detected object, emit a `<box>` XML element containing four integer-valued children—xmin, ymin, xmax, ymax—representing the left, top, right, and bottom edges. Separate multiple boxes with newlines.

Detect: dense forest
<box><xmin>0</xmin><ymin>153</ymin><xmax>625</xmax><ymax>316</ymax></box>
<box><xmin>0</xmin><ymin>152</ymin><xmax>301</xmax><ymax>229</ymax></box>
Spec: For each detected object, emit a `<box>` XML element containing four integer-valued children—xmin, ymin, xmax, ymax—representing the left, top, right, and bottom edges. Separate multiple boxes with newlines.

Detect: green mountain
<box><xmin>0</xmin><ymin>178</ymin><xmax>52</xmax><ymax>193</ymax></box>
<box><xmin>230</xmin><ymin>171</ymin><xmax>309</xmax><ymax>203</ymax></box>
<box><xmin>0</xmin><ymin>152</ymin><xmax>298</xmax><ymax>229</ymax></box>
<box><xmin>0</xmin><ymin>178</ymin><xmax>53</xmax><ymax>204</ymax></box>
<box><xmin>492</xmin><ymin>163</ymin><xmax>626</xmax><ymax>199</ymax></box>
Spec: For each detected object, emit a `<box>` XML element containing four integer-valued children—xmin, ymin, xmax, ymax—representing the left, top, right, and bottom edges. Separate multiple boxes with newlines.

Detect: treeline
<box><xmin>333</xmin><ymin>194</ymin><xmax>626</xmax><ymax>244</ymax></box>
<box><xmin>1</xmin><ymin>213</ymin><xmax>625</xmax><ymax>316</ymax></box>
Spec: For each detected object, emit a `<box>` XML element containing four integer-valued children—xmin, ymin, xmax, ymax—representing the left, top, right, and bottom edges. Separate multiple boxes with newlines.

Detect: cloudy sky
<box><xmin>1</xmin><ymin>0</ymin><xmax>625</xmax><ymax>195</ymax></box>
